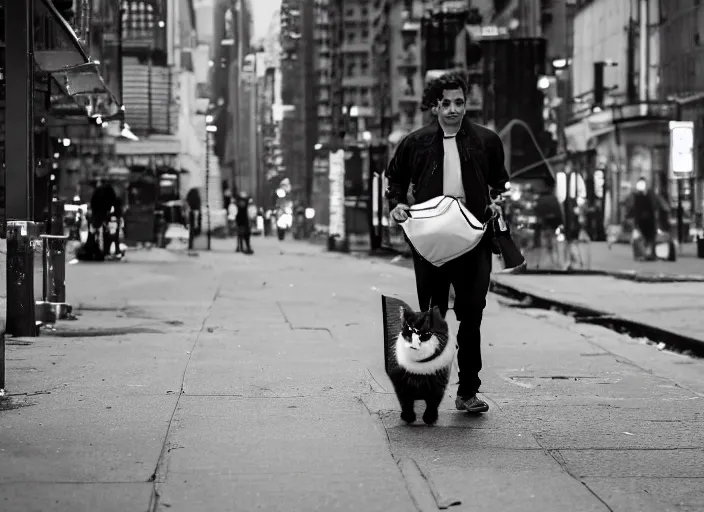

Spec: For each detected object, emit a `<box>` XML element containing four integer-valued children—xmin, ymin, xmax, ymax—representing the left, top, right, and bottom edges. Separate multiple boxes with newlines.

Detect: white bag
<box><xmin>400</xmin><ymin>195</ymin><xmax>488</xmax><ymax>267</ymax></box>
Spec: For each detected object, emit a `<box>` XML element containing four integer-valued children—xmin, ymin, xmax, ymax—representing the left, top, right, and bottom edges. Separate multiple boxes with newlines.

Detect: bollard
<box><xmin>36</xmin><ymin>234</ymin><xmax>73</xmax><ymax>322</ymax></box>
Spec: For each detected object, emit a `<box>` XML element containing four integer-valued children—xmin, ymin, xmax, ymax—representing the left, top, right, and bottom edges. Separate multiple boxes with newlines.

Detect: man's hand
<box><xmin>487</xmin><ymin>198</ymin><xmax>503</xmax><ymax>218</ymax></box>
<box><xmin>391</xmin><ymin>203</ymin><xmax>410</xmax><ymax>223</ymax></box>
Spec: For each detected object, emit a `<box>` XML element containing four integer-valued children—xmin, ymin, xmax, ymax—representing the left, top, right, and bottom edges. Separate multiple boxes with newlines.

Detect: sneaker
<box><xmin>455</xmin><ymin>394</ymin><xmax>489</xmax><ymax>413</ymax></box>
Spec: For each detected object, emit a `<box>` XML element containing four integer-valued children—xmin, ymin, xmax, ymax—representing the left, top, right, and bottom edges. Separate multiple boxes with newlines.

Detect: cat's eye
<box><xmin>419</xmin><ymin>333</ymin><xmax>432</xmax><ymax>342</ymax></box>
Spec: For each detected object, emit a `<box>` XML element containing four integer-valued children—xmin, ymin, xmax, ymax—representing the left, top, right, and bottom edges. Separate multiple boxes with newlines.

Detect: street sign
<box><xmin>669</xmin><ymin>121</ymin><xmax>694</xmax><ymax>177</ymax></box>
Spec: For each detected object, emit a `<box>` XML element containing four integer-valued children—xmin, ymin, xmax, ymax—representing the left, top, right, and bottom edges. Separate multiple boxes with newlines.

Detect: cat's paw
<box><xmin>422</xmin><ymin>409</ymin><xmax>439</xmax><ymax>425</ymax></box>
<box><xmin>400</xmin><ymin>410</ymin><xmax>416</xmax><ymax>424</ymax></box>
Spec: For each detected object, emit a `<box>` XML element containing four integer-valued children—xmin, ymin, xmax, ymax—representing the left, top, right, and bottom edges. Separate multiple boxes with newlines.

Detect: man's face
<box><xmin>436</xmin><ymin>88</ymin><xmax>466</xmax><ymax>128</ymax></box>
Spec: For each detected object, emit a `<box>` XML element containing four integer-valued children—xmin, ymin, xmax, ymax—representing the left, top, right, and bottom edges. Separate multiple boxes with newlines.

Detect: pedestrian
<box><xmin>627</xmin><ymin>177</ymin><xmax>669</xmax><ymax>261</ymax></box>
<box><xmin>235</xmin><ymin>192</ymin><xmax>253</xmax><ymax>254</ymax></box>
<box><xmin>534</xmin><ymin>188</ymin><xmax>564</xmax><ymax>268</ymax></box>
<box><xmin>90</xmin><ymin>177</ymin><xmax>119</xmax><ymax>259</ymax></box>
<box><xmin>385</xmin><ymin>72</ymin><xmax>509</xmax><ymax>415</ymax></box>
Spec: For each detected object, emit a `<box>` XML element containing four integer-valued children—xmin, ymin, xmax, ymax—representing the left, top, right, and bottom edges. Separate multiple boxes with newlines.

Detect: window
<box><xmin>346</xmin><ymin>59</ymin><xmax>356</xmax><ymax>75</ymax></box>
<box><xmin>347</xmin><ymin>31</ymin><xmax>355</xmax><ymax>43</ymax></box>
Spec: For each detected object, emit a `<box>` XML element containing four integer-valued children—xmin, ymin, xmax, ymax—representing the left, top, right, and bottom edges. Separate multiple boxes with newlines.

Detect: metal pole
<box><xmin>206</xmin><ymin>130</ymin><xmax>212</xmax><ymax>251</ymax></box>
<box><xmin>5</xmin><ymin>0</ymin><xmax>37</xmax><ymax>337</ymax></box>
<box><xmin>235</xmin><ymin>0</ymin><xmax>244</xmax><ymax>194</ymax></box>
<box><xmin>118</xmin><ymin>5</ymin><xmax>124</xmax><ymax>105</ymax></box>
<box><xmin>677</xmin><ymin>178</ymin><xmax>684</xmax><ymax>244</ymax></box>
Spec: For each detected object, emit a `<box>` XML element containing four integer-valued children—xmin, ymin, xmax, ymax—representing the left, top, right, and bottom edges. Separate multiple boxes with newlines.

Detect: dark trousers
<box><xmin>237</xmin><ymin>225</ymin><xmax>252</xmax><ymax>252</ymax></box>
<box><xmin>411</xmin><ymin>236</ymin><xmax>492</xmax><ymax>397</ymax></box>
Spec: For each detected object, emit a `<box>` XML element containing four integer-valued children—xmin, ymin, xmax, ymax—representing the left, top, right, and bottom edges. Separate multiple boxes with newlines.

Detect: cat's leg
<box><xmin>422</xmin><ymin>391</ymin><xmax>444</xmax><ymax>425</ymax></box>
<box><xmin>397</xmin><ymin>391</ymin><xmax>416</xmax><ymax>424</ymax></box>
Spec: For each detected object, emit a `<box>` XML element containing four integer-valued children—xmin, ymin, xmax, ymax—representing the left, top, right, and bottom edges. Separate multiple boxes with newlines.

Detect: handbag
<box><xmin>491</xmin><ymin>209</ymin><xmax>526</xmax><ymax>272</ymax></box>
<box><xmin>400</xmin><ymin>195</ymin><xmax>491</xmax><ymax>266</ymax></box>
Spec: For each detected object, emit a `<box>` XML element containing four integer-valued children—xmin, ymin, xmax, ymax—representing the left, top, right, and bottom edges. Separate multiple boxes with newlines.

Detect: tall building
<box><xmin>386</xmin><ymin>1</ymin><xmax>425</xmax><ymax>140</ymax></box>
<box><xmin>279</xmin><ymin>0</ymin><xmax>317</xmax><ymax>205</ymax></box>
<box><xmin>261</xmin><ymin>13</ymin><xmax>284</xmax><ymax>206</ymax></box>
<box><xmin>314</xmin><ymin>0</ymin><xmax>334</xmax><ymax>145</ymax></box>
<box><xmin>211</xmin><ymin>0</ymin><xmax>253</xmax><ymax>197</ymax></box>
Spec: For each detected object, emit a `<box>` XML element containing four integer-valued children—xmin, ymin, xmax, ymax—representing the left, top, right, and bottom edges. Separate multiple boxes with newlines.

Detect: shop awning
<box><xmin>33</xmin><ymin>0</ymin><xmax>123</xmax><ymax>123</ymax></box>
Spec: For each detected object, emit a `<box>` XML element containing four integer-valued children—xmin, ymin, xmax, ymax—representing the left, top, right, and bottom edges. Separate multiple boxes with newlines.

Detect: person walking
<box><xmin>235</xmin><ymin>192</ymin><xmax>253</xmax><ymax>254</ymax></box>
<box><xmin>627</xmin><ymin>177</ymin><xmax>670</xmax><ymax>261</ymax></box>
<box><xmin>385</xmin><ymin>72</ymin><xmax>509</xmax><ymax>414</ymax></box>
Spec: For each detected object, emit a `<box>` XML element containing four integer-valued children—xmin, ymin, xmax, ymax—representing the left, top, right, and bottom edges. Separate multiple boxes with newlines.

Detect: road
<box><xmin>1</xmin><ymin>237</ymin><xmax>703</xmax><ymax>511</ymax></box>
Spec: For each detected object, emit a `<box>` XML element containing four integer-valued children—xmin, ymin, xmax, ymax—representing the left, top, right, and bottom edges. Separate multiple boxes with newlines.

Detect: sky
<box><xmin>251</xmin><ymin>0</ymin><xmax>280</xmax><ymax>39</ymax></box>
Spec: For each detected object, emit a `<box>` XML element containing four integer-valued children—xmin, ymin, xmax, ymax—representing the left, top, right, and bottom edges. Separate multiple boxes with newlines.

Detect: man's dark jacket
<box><xmin>385</xmin><ymin>118</ymin><xmax>509</xmax><ymax>221</ymax></box>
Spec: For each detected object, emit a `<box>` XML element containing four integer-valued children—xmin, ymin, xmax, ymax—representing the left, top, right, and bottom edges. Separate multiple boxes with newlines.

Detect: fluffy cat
<box><xmin>385</xmin><ymin>305</ymin><xmax>457</xmax><ymax>425</ymax></box>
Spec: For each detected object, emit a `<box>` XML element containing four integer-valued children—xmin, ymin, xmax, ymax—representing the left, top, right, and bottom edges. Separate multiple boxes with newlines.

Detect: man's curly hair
<box><xmin>420</xmin><ymin>71</ymin><xmax>469</xmax><ymax>112</ymax></box>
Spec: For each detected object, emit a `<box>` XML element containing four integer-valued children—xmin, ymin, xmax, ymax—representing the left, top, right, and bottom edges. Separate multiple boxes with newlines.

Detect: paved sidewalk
<box><xmin>491</xmin><ymin>273</ymin><xmax>704</xmax><ymax>352</ymax></box>
<box><xmin>1</xmin><ymin>237</ymin><xmax>703</xmax><ymax>511</ymax></box>
<box><xmin>524</xmin><ymin>241</ymin><xmax>704</xmax><ymax>278</ymax></box>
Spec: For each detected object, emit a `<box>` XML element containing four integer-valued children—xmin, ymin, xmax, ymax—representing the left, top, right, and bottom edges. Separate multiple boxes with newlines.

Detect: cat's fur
<box><xmin>385</xmin><ymin>305</ymin><xmax>456</xmax><ymax>425</ymax></box>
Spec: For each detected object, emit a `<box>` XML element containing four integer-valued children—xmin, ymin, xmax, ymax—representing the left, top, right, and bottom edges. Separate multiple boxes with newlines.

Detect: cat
<box><xmin>385</xmin><ymin>304</ymin><xmax>457</xmax><ymax>425</ymax></box>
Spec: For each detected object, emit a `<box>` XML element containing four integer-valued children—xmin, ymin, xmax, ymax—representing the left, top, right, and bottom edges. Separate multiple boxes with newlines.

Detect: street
<box><xmin>1</xmin><ymin>237</ymin><xmax>703</xmax><ymax>511</ymax></box>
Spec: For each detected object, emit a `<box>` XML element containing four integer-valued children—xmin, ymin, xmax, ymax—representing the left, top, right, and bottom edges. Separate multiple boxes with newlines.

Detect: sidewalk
<box><xmin>524</xmin><ymin>241</ymin><xmax>704</xmax><ymax>278</ymax></box>
<box><xmin>1</xmin><ymin>237</ymin><xmax>703</xmax><ymax>511</ymax></box>
<box><xmin>491</xmin><ymin>272</ymin><xmax>704</xmax><ymax>355</ymax></box>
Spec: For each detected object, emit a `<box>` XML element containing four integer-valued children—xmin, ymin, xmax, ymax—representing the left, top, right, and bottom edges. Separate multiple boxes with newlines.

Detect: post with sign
<box><xmin>5</xmin><ymin>0</ymin><xmax>38</xmax><ymax>337</ymax></box>
<box><xmin>669</xmin><ymin>121</ymin><xmax>694</xmax><ymax>245</ymax></box>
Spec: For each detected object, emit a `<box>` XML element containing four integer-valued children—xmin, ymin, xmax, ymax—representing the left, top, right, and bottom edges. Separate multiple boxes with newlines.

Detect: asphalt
<box><xmin>1</xmin><ymin>236</ymin><xmax>703</xmax><ymax>511</ymax></box>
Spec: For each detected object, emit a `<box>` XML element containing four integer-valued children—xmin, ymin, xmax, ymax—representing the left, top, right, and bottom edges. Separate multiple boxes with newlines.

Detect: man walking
<box><xmin>386</xmin><ymin>72</ymin><xmax>509</xmax><ymax>414</ymax></box>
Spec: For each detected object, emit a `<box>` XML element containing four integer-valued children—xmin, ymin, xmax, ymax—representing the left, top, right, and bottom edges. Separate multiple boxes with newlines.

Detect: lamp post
<box><xmin>5</xmin><ymin>0</ymin><xmax>37</xmax><ymax>338</ymax></box>
<box><xmin>205</xmin><ymin>115</ymin><xmax>218</xmax><ymax>251</ymax></box>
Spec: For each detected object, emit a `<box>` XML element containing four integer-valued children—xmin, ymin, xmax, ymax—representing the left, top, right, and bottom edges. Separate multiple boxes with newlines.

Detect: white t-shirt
<box><xmin>442</xmin><ymin>135</ymin><xmax>464</xmax><ymax>199</ymax></box>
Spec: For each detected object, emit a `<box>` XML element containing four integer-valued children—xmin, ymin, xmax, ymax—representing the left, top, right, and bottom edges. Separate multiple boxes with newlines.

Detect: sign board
<box><xmin>465</xmin><ymin>25</ymin><xmax>509</xmax><ymax>38</ymax></box>
<box><xmin>669</xmin><ymin>121</ymin><xmax>694</xmax><ymax>177</ymax></box>
<box><xmin>329</xmin><ymin>149</ymin><xmax>346</xmax><ymax>239</ymax></box>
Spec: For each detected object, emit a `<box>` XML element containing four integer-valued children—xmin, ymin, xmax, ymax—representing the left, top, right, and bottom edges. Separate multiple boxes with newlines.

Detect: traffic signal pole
<box><xmin>5</xmin><ymin>0</ymin><xmax>37</xmax><ymax>337</ymax></box>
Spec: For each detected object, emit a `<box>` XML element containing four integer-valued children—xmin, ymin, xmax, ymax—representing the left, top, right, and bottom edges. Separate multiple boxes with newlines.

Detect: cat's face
<box><xmin>399</xmin><ymin>306</ymin><xmax>448</xmax><ymax>361</ymax></box>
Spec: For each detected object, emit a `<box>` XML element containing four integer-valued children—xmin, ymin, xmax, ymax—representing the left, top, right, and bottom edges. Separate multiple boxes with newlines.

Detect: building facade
<box><xmin>563</xmin><ymin>0</ymin><xmax>677</xmax><ymax>238</ymax></box>
<box><xmin>658</xmin><ymin>0</ymin><xmax>704</xmax><ymax>234</ymax></box>
<box><xmin>279</xmin><ymin>0</ymin><xmax>317</xmax><ymax>206</ymax></box>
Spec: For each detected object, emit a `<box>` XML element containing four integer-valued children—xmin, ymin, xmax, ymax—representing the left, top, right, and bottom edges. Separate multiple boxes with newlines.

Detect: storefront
<box><xmin>564</xmin><ymin>102</ymin><xmax>677</xmax><ymax>242</ymax></box>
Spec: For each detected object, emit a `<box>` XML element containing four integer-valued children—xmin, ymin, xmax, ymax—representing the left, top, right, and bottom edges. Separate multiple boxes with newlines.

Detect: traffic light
<box><xmin>53</xmin><ymin>0</ymin><xmax>74</xmax><ymax>23</ymax></box>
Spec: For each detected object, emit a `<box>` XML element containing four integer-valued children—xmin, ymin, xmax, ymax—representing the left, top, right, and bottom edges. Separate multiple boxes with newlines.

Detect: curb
<box><xmin>489</xmin><ymin>278</ymin><xmax>704</xmax><ymax>358</ymax></box>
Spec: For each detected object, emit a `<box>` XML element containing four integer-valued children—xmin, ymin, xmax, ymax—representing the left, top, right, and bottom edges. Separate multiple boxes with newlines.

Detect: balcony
<box><xmin>611</xmin><ymin>101</ymin><xmax>677</xmax><ymax>125</ymax></box>
<box><xmin>342</xmin><ymin>76</ymin><xmax>378</xmax><ymax>88</ymax></box>
<box><xmin>122</xmin><ymin>59</ymin><xmax>178</xmax><ymax>135</ymax></box>
<box><xmin>342</xmin><ymin>42</ymin><xmax>370</xmax><ymax>54</ymax></box>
